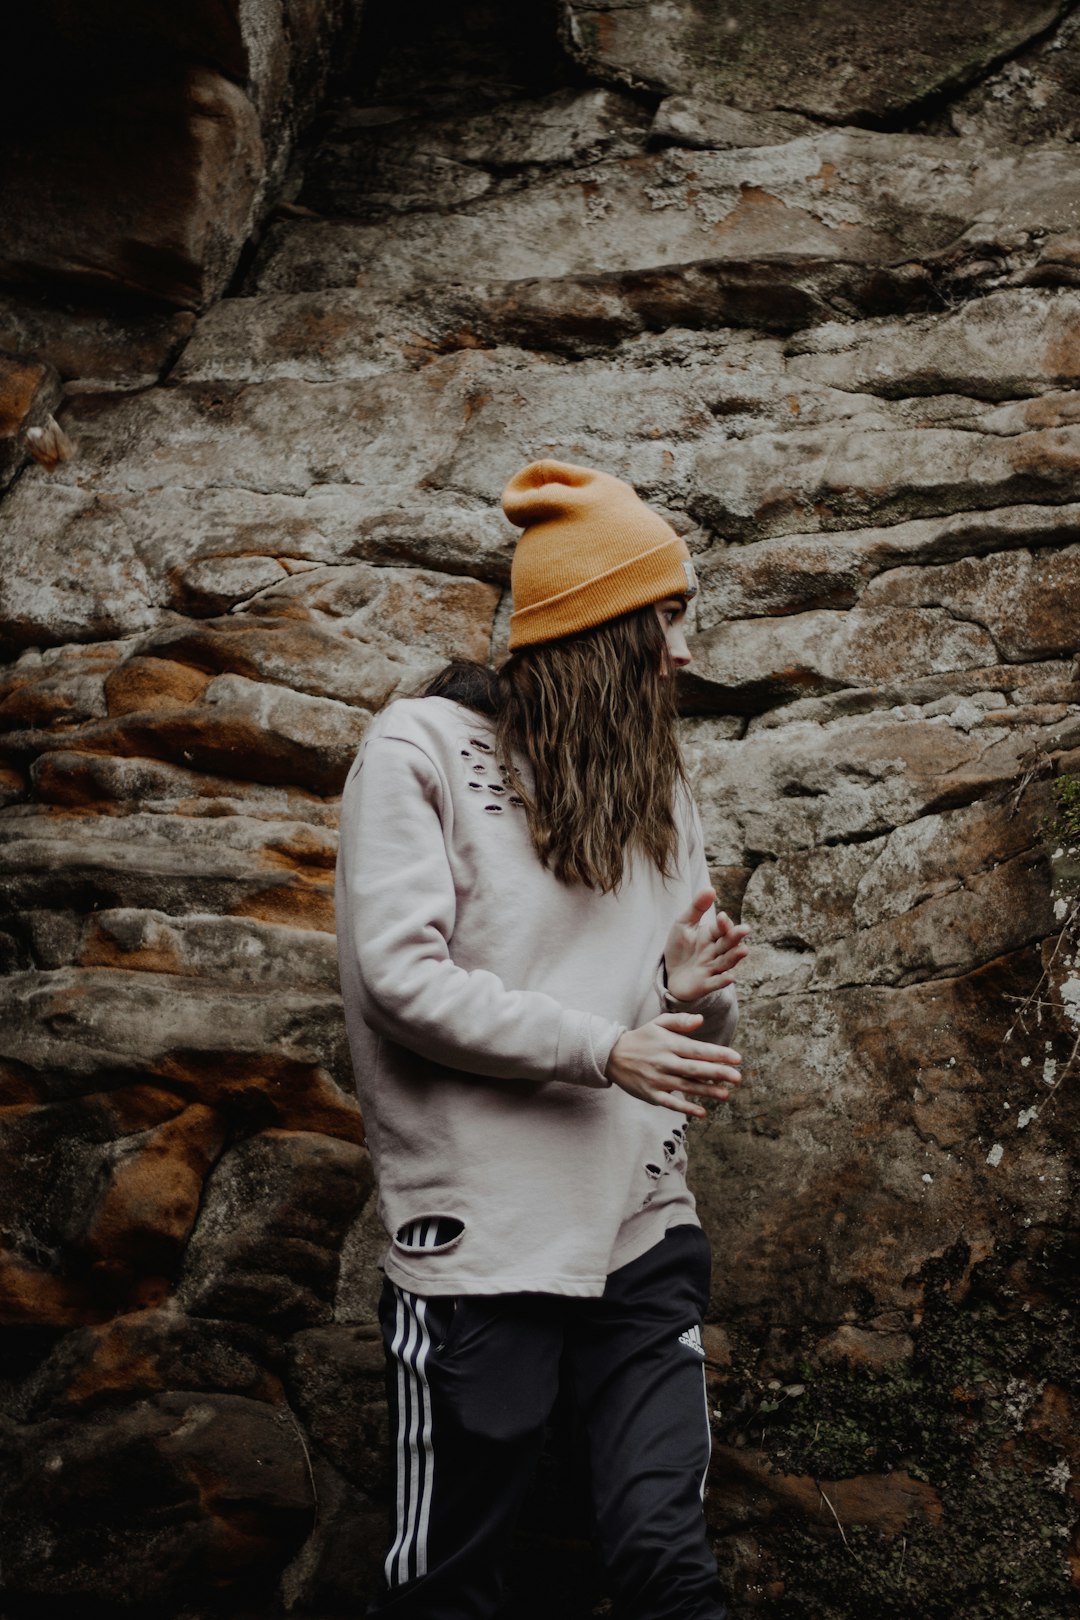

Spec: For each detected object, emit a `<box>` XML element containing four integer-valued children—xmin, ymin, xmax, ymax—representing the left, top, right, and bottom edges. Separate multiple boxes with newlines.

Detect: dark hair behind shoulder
<box><xmin>423</xmin><ymin>659</ymin><xmax>501</xmax><ymax>715</ymax></box>
<box><xmin>420</xmin><ymin>607</ymin><xmax>685</xmax><ymax>893</ymax></box>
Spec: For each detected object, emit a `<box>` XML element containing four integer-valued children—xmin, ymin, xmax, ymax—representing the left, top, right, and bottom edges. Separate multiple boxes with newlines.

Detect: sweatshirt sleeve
<box><xmin>658</xmin><ymin>791</ymin><xmax>739</xmax><ymax>1049</ymax></box>
<box><xmin>338</xmin><ymin>732</ymin><xmax>624</xmax><ymax>1087</ymax></box>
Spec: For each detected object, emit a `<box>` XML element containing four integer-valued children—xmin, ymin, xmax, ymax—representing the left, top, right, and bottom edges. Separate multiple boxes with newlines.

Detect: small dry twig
<box><xmin>1004</xmin><ymin>891</ymin><xmax>1080</xmax><ymax>1044</ymax></box>
<box><xmin>282</xmin><ymin>1405</ymin><xmax>319</xmax><ymax>1526</ymax></box>
<box><xmin>817</xmin><ymin>1483</ymin><xmax>853</xmax><ymax>1554</ymax></box>
<box><xmin>1038</xmin><ymin>1027</ymin><xmax>1080</xmax><ymax>1114</ymax></box>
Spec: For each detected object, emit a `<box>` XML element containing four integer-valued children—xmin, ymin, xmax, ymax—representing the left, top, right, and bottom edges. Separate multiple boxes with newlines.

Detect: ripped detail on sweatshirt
<box><xmin>640</xmin><ymin>1123</ymin><xmax>689</xmax><ymax>1209</ymax></box>
<box><xmin>459</xmin><ymin>736</ymin><xmax>525</xmax><ymax>816</ymax></box>
<box><xmin>394</xmin><ymin>1215</ymin><xmax>466</xmax><ymax>1254</ymax></box>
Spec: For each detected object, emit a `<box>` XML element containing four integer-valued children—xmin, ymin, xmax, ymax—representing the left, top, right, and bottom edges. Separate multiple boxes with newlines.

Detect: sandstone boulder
<box><xmin>788</xmin><ymin>288</ymin><xmax>1080</xmax><ymax>402</ymax></box>
<box><xmin>0</xmin><ymin>963</ymin><xmax>353</xmax><ymax>1111</ymax></box>
<box><xmin>0</xmin><ymin>1392</ymin><xmax>313</xmax><ymax>1603</ymax></box>
<box><xmin>0</xmin><ymin>2</ymin><xmax>363</xmax><ymax>310</ymax></box>
<box><xmin>0</xmin><ymin>65</ymin><xmax>264</xmax><ymax>311</ymax></box>
<box><xmin>285</xmin><ymin>1324</ymin><xmax>388</xmax><ymax>1488</ymax></box>
<box><xmin>0</xmin><ymin>293</ymin><xmax>195</xmax><ymax>393</ymax></box>
<box><xmin>178</xmin><ymin>1130</ymin><xmax>374</xmax><ymax>1328</ymax></box>
<box><xmin>558</xmin><ymin>0</ymin><xmax>1066</xmax><ymax>117</ymax></box>
<box><xmin>945</xmin><ymin>10</ymin><xmax>1080</xmax><ymax>144</ymax></box>
<box><xmin>303</xmin><ymin>88</ymin><xmax>649</xmax><ymax>221</ymax></box>
<box><xmin>695</xmin><ymin>503</ymin><xmax>1080</xmax><ymax>625</ymax></box>
<box><xmin>15</xmin><ymin>1302</ymin><xmax>283</xmax><ymax>1417</ymax></box>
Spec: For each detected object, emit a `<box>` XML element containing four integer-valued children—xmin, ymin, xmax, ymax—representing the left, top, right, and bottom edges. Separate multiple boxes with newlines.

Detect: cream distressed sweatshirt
<box><xmin>335</xmin><ymin>695</ymin><xmax>738</xmax><ymax>1297</ymax></box>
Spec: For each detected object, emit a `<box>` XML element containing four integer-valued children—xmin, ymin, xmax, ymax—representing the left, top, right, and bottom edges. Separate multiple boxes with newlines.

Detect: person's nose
<box><xmin>668</xmin><ymin>628</ymin><xmax>691</xmax><ymax>668</ymax></box>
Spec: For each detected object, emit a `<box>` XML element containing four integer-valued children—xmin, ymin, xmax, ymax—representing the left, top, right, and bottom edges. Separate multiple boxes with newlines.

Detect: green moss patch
<box><xmin>716</xmin><ymin>1233</ymin><xmax>1079</xmax><ymax>1619</ymax></box>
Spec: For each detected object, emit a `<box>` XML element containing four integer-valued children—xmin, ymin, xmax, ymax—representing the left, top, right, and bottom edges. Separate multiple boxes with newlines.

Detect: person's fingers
<box><xmin>650</xmin><ymin>1057</ymin><xmax>741</xmax><ymax>1089</ymax></box>
<box><xmin>708</xmin><ymin>909</ymin><xmax>729</xmax><ymax>942</ymax></box>
<box><xmin>677</xmin><ymin>889</ymin><xmax>715</xmax><ymax>931</ymax></box>
<box><xmin>706</xmin><ymin>948</ymin><xmax>748</xmax><ymax>976</ymax></box>
<box><xmin>667</xmin><ymin>1036</ymin><xmax>742</xmax><ymax>1063</ymax></box>
<box><xmin>704</xmin><ymin>946</ymin><xmax>748</xmax><ymax>978</ymax></box>
<box><xmin>666</xmin><ymin>1062</ymin><xmax>743</xmax><ymax>1087</ymax></box>
<box><xmin>658</xmin><ymin>1092</ymin><xmax>708</xmax><ymax>1118</ymax></box>
<box><xmin>655</xmin><ymin>1012</ymin><xmax>705</xmax><ymax>1032</ymax></box>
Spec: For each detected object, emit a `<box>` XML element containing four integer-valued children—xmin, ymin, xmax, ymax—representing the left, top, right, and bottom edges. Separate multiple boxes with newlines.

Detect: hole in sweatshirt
<box><xmin>469</xmin><ymin>737</ymin><xmax>493</xmax><ymax>752</ymax></box>
<box><xmin>644</xmin><ymin>1163</ymin><xmax>663</xmax><ymax>1180</ymax></box>
<box><xmin>508</xmin><ymin>795</ymin><xmax>524</xmax><ymax>808</ymax></box>
<box><xmin>394</xmin><ymin>1215</ymin><xmax>466</xmax><ymax>1253</ymax></box>
<box><xmin>487</xmin><ymin>783</ymin><xmax>506</xmax><ymax>794</ymax></box>
<box><xmin>467</xmin><ymin>781</ymin><xmax>484</xmax><ymax>791</ymax></box>
<box><xmin>484</xmin><ymin>803</ymin><xmax>504</xmax><ymax>814</ymax></box>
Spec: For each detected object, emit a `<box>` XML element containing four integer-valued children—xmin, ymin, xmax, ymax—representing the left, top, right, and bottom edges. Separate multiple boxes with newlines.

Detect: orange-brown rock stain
<box><xmin>1020</xmin><ymin>391</ymin><xmax>1080</xmax><ymax>430</ymax></box>
<box><xmin>80</xmin><ymin>1103</ymin><xmax>226</xmax><ymax>1276</ymax></box>
<box><xmin>157</xmin><ymin>1053</ymin><xmax>365</xmax><ymax>1144</ymax></box>
<box><xmin>260</xmin><ymin>824</ymin><xmax>337</xmax><ymax>872</ymax></box>
<box><xmin>105</xmin><ymin>658</ymin><xmax>212</xmax><ymax>717</ymax></box>
<box><xmin>247</xmin><ymin>825</ymin><xmax>337</xmax><ymax>932</ymax></box>
<box><xmin>232</xmin><ymin>884</ymin><xmax>335</xmax><ymax>932</ymax></box>
<box><xmin>0</xmin><ymin>1254</ymin><xmax>105</xmax><ymax>1327</ymax></box>
<box><xmin>711</xmin><ymin>185</ymin><xmax>790</xmax><ymax>236</ymax></box>
<box><xmin>421</xmin><ymin>327</ymin><xmax>492</xmax><ymax>360</ymax></box>
<box><xmin>1042</xmin><ymin>325</ymin><xmax>1080</xmax><ymax>380</ymax></box>
<box><xmin>805</xmin><ymin>160</ymin><xmax>839</xmax><ymax>191</ymax></box>
<box><xmin>0</xmin><ymin>760</ymin><xmax>26</xmax><ymax>798</ymax></box>
<box><xmin>3</xmin><ymin>1081</ymin><xmax>190</xmax><ymax>1140</ymax></box>
<box><xmin>62</xmin><ymin>1306</ymin><xmax>284</xmax><ymax>1407</ymax></box>
<box><xmin>0</xmin><ymin>354</ymin><xmax>53</xmax><ymax>435</ymax></box>
<box><xmin>80</xmin><ymin>918</ymin><xmax>186</xmax><ymax>975</ymax></box>
<box><xmin>710</xmin><ymin>1444</ymin><xmax>944</xmax><ymax>1535</ymax></box>
<box><xmin>372</xmin><ymin>572</ymin><xmax>499</xmax><ymax>661</ymax></box>
<box><xmin>1009</xmin><ymin>425</ymin><xmax>1080</xmax><ymax>478</ymax></box>
<box><xmin>55</xmin><ymin>708</ymin><xmax>351</xmax><ymax>794</ymax></box>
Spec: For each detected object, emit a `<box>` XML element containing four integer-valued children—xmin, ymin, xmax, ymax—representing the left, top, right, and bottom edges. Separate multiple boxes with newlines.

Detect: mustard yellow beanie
<box><xmin>502</xmin><ymin>459</ymin><xmax>697</xmax><ymax>650</ymax></box>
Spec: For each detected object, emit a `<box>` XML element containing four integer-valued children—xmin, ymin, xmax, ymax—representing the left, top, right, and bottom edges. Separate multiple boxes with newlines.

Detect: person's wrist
<box><xmin>605</xmin><ymin>1031</ymin><xmax>628</xmax><ymax>1081</ymax></box>
<box><xmin>662</xmin><ymin>956</ymin><xmax>692</xmax><ymax>1004</ymax></box>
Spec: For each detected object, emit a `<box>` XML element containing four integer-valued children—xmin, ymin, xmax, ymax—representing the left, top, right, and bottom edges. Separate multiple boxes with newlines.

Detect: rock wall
<box><xmin>0</xmin><ymin>1</ymin><xmax>365</xmax><ymax>312</ymax></box>
<box><xmin>2</xmin><ymin>2</ymin><xmax>1079</xmax><ymax>1616</ymax></box>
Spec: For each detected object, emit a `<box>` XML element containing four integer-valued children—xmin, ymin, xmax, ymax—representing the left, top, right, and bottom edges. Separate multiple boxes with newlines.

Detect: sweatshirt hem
<box><xmin>607</xmin><ymin>1210</ymin><xmax>701</xmax><ymax>1276</ymax></box>
<box><xmin>384</xmin><ymin>1254</ymin><xmax>611</xmax><ymax>1298</ymax></box>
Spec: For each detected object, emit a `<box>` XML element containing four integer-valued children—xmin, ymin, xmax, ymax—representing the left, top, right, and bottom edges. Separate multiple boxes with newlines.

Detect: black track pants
<box><xmin>371</xmin><ymin>1224</ymin><xmax>727</xmax><ymax>1620</ymax></box>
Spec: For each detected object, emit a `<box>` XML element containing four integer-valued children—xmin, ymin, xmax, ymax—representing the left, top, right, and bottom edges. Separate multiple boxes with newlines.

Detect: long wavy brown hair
<box><xmin>424</xmin><ymin>604</ymin><xmax>687</xmax><ymax>893</ymax></box>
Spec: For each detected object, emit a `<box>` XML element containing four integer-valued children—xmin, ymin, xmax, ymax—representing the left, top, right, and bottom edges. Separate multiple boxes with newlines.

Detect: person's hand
<box><xmin>663</xmin><ymin>889</ymin><xmax>750</xmax><ymax>1004</ymax></box>
<box><xmin>606</xmin><ymin>1013</ymin><xmax>743</xmax><ymax>1118</ymax></box>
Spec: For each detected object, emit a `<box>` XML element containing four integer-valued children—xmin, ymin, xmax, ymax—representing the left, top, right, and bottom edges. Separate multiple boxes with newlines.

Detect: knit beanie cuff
<box><xmin>508</xmin><ymin>534</ymin><xmax>693</xmax><ymax>650</ymax></box>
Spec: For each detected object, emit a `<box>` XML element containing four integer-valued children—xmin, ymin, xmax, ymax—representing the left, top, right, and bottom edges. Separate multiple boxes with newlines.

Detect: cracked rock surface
<box><xmin>1</xmin><ymin>1</ymin><xmax>1079</xmax><ymax>1616</ymax></box>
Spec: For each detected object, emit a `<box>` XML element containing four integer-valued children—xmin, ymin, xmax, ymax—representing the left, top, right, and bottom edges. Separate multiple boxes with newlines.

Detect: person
<box><xmin>335</xmin><ymin>459</ymin><xmax>750</xmax><ymax>1620</ymax></box>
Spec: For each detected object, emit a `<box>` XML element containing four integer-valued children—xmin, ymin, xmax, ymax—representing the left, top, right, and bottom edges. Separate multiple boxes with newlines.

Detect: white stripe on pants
<box><xmin>384</xmin><ymin>1287</ymin><xmax>435</xmax><ymax>1586</ymax></box>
